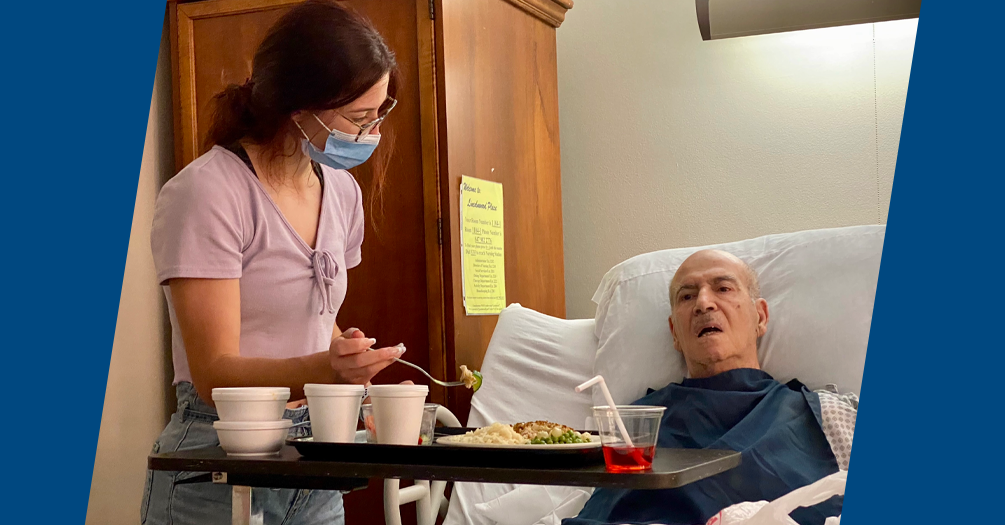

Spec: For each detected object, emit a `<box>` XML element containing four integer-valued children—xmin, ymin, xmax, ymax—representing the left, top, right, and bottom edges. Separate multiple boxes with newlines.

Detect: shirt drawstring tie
<box><xmin>312</xmin><ymin>250</ymin><xmax>339</xmax><ymax>315</ymax></box>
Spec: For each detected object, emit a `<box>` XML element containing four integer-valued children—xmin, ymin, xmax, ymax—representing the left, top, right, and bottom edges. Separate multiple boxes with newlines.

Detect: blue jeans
<box><xmin>141</xmin><ymin>382</ymin><xmax>345</xmax><ymax>525</ymax></box>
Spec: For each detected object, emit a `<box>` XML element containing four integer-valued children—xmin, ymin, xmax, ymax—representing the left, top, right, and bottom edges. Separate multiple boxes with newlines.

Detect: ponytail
<box><xmin>197</xmin><ymin>0</ymin><xmax>398</xmax><ymax>222</ymax></box>
<box><xmin>203</xmin><ymin>79</ymin><xmax>256</xmax><ymax>152</ymax></box>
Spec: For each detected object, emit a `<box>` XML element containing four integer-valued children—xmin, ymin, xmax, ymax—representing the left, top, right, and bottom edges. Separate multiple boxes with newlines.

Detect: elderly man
<box><xmin>565</xmin><ymin>250</ymin><xmax>851</xmax><ymax>525</ymax></box>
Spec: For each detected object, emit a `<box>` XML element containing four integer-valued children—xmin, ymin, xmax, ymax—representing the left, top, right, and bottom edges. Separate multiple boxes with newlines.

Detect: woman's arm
<box><xmin>171</xmin><ymin>278</ymin><xmax>400</xmax><ymax>405</ymax></box>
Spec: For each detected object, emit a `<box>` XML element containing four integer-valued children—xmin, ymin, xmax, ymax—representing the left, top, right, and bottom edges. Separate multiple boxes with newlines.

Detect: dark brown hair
<box><xmin>204</xmin><ymin>0</ymin><xmax>398</xmax><ymax>211</ymax></box>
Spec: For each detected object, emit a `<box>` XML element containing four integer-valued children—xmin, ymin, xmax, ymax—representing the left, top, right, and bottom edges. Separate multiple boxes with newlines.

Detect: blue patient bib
<box><xmin>566</xmin><ymin>368</ymin><xmax>842</xmax><ymax>525</ymax></box>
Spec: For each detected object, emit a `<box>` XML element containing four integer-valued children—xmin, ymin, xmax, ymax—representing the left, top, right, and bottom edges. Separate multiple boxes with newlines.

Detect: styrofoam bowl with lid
<box><xmin>304</xmin><ymin>384</ymin><xmax>365</xmax><ymax>443</ymax></box>
<box><xmin>213</xmin><ymin>419</ymin><xmax>292</xmax><ymax>456</ymax></box>
<box><xmin>367</xmin><ymin>384</ymin><xmax>429</xmax><ymax>445</ymax></box>
<box><xmin>212</xmin><ymin>387</ymin><xmax>290</xmax><ymax>422</ymax></box>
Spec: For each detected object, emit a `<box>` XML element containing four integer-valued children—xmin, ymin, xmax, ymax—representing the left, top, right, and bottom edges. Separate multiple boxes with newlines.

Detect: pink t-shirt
<box><xmin>151</xmin><ymin>146</ymin><xmax>364</xmax><ymax>385</ymax></box>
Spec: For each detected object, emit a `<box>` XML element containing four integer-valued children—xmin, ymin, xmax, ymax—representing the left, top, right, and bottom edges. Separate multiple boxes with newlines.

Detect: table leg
<box><xmin>383</xmin><ymin>479</ymin><xmax>402</xmax><ymax>525</ymax></box>
<box><xmin>232</xmin><ymin>486</ymin><xmax>264</xmax><ymax>525</ymax></box>
<box><xmin>414</xmin><ymin>481</ymin><xmax>433</xmax><ymax>525</ymax></box>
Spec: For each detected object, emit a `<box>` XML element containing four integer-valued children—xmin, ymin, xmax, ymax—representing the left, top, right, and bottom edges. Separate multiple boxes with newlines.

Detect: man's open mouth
<box><xmin>697</xmin><ymin>326</ymin><xmax>723</xmax><ymax>337</ymax></box>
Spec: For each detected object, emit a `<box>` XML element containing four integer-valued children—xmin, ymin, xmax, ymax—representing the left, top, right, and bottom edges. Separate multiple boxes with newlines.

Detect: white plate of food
<box><xmin>436</xmin><ymin>421</ymin><xmax>601</xmax><ymax>450</ymax></box>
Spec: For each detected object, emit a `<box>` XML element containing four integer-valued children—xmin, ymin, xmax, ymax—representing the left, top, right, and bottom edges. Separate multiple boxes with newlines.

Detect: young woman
<box><xmin>142</xmin><ymin>2</ymin><xmax>404</xmax><ymax>523</ymax></box>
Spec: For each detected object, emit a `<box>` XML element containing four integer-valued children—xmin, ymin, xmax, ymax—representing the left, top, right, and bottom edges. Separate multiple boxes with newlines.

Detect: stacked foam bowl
<box><xmin>212</xmin><ymin>387</ymin><xmax>292</xmax><ymax>456</ymax></box>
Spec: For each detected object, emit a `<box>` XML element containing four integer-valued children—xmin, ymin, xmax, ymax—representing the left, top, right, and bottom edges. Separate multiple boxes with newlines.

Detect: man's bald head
<box><xmin>670</xmin><ymin>250</ymin><xmax>760</xmax><ymax>308</ymax></box>
<box><xmin>667</xmin><ymin>250</ymin><xmax>769</xmax><ymax>378</ymax></box>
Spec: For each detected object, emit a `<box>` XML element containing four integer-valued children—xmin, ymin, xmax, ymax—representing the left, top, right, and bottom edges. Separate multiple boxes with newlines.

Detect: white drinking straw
<box><xmin>575</xmin><ymin>375</ymin><xmax>634</xmax><ymax>448</ymax></box>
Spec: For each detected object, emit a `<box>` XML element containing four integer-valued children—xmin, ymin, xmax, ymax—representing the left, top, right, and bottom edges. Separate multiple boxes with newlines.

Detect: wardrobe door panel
<box><xmin>172</xmin><ymin>0</ymin><xmax>297</xmax><ymax>169</ymax></box>
<box><xmin>436</xmin><ymin>0</ymin><xmax>568</xmax><ymax>419</ymax></box>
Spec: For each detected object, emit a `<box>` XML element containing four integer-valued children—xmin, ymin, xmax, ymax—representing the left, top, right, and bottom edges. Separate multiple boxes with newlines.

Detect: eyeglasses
<box><xmin>336</xmin><ymin>97</ymin><xmax>397</xmax><ymax>142</ymax></box>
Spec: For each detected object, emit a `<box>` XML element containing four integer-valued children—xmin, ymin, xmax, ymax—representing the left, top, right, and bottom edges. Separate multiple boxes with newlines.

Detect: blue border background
<box><xmin>1</xmin><ymin>1</ymin><xmax>164</xmax><ymax>522</ymax></box>
<box><xmin>3</xmin><ymin>0</ymin><xmax>1002</xmax><ymax>523</ymax></box>
<box><xmin>845</xmin><ymin>1</ymin><xmax>1004</xmax><ymax>523</ymax></box>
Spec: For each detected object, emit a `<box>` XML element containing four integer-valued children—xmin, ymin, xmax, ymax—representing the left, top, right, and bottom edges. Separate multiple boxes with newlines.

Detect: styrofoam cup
<box><xmin>212</xmin><ymin>387</ymin><xmax>290</xmax><ymax>422</ymax></box>
<box><xmin>367</xmin><ymin>384</ymin><xmax>429</xmax><ymax>445</ymax></box>
<box><xmin>304</xmin><ymin>384</ymin><xmax>365</xmax><ymax>443</ymax></box>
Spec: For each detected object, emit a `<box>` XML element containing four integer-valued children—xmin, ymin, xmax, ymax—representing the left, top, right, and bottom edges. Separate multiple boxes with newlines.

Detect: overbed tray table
<box><xmin>148</xmin><ymin>435</ymin><xmax>741</xmax><ymax>525</ymax></box>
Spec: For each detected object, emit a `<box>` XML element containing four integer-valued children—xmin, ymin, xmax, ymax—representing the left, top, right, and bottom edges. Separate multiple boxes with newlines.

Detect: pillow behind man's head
<box><xmin>591</xmin><ymin>225</ymin><xmax>884</xmax><ymax>406</ymax></box>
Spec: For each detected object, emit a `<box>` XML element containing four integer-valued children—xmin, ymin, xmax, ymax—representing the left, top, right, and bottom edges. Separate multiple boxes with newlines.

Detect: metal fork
<box><xmin>343</xmin><ymin>330</ymin><xmax>468</xmax><ymax>388</ymax></box>
<box><xmin>393</xmin><ymin>356</ymin><xmax>466</xmax><ymax>388</ymax></box>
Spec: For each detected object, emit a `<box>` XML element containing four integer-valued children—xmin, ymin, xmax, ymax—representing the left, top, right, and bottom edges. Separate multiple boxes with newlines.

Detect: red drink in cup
<box><xmin>602</xmin><ymin>444</ymin><xmax>656</xmax><ymax>472</ymax></box>
<box><xmin>592</xmin><ymin>405</ymin><xmax>666</xmax><ymax>473</ymax></box>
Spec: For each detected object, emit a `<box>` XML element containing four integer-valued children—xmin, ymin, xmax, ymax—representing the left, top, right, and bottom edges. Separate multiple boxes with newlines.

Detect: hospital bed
<box><xmin>384</xmin><ymin>224</ymin><xmax>884</xmax><ymax>525</ymax></box>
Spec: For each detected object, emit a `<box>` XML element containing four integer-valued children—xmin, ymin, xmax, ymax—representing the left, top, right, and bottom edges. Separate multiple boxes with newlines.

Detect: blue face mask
<box><xmin>297</xmin><ymin>113</ymin><xmax>380</xmax><ymax>171</ymax></box>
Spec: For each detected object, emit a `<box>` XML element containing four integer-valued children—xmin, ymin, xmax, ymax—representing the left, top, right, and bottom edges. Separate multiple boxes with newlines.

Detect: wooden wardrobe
<box><xmin>168</xmin><ymin>0</ymin><xmax>571</xmax><ymax>521</ymax></box>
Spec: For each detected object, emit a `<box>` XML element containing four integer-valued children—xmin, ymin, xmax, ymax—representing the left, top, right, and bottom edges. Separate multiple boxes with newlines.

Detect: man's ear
<box><xmin>755</xmin><ymin>298</ymin><xmax>769</xmax><ymax>337</ymax></box>
<box><xmin>669</xmin><ymin>314</ymin><xmax>682</xmax><ymax>353</ymax></box>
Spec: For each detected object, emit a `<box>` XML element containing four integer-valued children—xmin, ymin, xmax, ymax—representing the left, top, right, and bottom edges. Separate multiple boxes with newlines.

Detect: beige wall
<box><xmin>558</xmin><ymin>0</ymin><xmax>916</xmax><ymax>318</ymax></box>
<box><xmin>86</xmin><ymin>20</ymin><xmax>174</xmax><ymax>525</ymax></box>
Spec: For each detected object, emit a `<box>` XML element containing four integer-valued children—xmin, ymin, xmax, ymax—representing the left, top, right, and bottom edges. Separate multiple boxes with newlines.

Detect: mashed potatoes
<box><xmin>450</xmin><ymin>422</ymin><xmax>530</xmax><ymax>445</ymax></box>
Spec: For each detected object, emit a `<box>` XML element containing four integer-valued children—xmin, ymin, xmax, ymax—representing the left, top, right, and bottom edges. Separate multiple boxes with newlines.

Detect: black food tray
<box><xmin>288</xmin><ymin>427</ymin><xmax>603</xmax><ymax>469</ymax></box>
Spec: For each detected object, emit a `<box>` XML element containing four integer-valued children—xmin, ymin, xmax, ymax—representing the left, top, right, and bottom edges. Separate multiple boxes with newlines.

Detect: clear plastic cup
<box><xmin>360</xmin><ymin>403</ymin><xmax>377</xmax><ymax>444</ymax></box>
<box><xmin>592</xmin><ymin>405</ymin><xmax>666</xmax><ymax>472</ymax></box>
<box><xmin>419</xmin><ymin>404</ymin><xmax>439</xmax><ymax>445</ymax></box>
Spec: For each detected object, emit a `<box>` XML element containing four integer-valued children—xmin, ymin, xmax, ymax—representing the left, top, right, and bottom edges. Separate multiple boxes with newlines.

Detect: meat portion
<box><xmin>512</xmin><ymin>420</ymin><xmax>574</xmax><ymax>439</ymax></box>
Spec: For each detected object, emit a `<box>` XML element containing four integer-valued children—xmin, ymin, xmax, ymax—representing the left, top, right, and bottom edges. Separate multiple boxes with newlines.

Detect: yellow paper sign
<box><xmin>460</xmin><ymin>176</ymin><xmax>506</xmax><ymax>315</ymax></box>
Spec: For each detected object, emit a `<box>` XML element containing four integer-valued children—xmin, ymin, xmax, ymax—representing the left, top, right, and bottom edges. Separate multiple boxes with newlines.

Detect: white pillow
<box><xmin>466</xmin><ymin>304</ymin><xmax>598</xmax><ymax>428</ymax></box>
<box><xmin>444</xmin><ymin>304</ymin><xmax>599</xmax><ymax>525</ymax></box>
<box><xmin>592</xmin><ymin>225</ymin><xmax>884</xmax><ymax>407</ymax></box>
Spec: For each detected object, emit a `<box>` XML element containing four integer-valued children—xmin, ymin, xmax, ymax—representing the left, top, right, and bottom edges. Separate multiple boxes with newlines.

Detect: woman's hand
<box><xmin>328</xmin><ymin>328</ymin><xmax>403</xmax><ymax>384</ymax></box>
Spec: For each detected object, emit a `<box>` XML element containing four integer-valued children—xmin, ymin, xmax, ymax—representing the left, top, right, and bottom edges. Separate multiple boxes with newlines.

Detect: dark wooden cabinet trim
<box><xmin>415</xmin><ymin>0</ymin><xmax>449</xmax><ymax>406</ymax></box>
<box><xmin>502</xmin><ymin>0</ymin><xmax>573</xmax><ymax>28</ymax></box>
